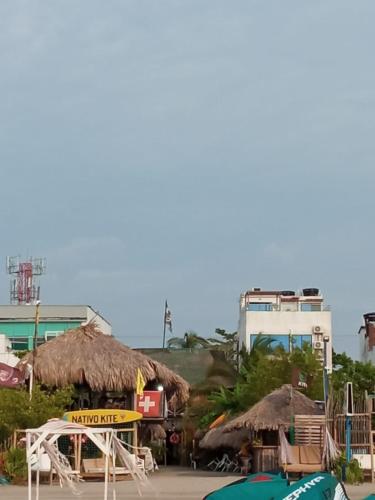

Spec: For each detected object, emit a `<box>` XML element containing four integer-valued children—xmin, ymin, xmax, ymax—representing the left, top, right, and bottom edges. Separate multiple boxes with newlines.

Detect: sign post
<box><xmin>345</xmin><ymin>382</ymin><xmax>354</xmax><ymax>474</ymax></box>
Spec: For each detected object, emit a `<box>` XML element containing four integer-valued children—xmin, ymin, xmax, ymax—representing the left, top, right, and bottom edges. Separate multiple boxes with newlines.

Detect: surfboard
<box><xmin>63</xmin><ymin>409</ymin><xmax>143</xmax><ymax>426</ymax></box>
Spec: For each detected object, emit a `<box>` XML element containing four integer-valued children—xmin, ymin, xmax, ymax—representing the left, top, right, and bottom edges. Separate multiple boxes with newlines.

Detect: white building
<box><xmin>0</xmin><ymin>334</ymin><xmax>19</xmax><ymax>367</ymax></box>
<box><xmin>358</xmin><ymin>313</ymin><xmax>375</xmax><ymax>364</ymax></box>
<box><xmin>238</xmin><ymin>287</ymin><xmax>332</xmax><ymax>371</ymax></box>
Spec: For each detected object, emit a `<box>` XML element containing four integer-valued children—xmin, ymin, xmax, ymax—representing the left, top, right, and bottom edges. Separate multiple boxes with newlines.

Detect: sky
<box><xmin>0</xmin><ymin>1</ymin><xmax>374</xmax><ymax>357</ymax></box>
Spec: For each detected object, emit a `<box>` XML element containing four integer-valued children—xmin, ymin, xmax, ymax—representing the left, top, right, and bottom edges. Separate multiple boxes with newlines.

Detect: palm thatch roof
<box><xmin>199</xmin><ymin>424</ymin><xmax>250</xmax><ymax>450</ymax></box>
<box><xmin>18</xmin><ymin>323</ymin><xmax>189</xmax><ymax>409</ymax></box>
<box><xmin>223</xmin><ymin>384</ymin><xmax>323</xmax><ymax>432</ymax></box>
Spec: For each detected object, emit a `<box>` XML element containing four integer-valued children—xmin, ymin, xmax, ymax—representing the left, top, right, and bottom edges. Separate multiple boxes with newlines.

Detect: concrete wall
<box><xmin>358</xmin><ymin>326</ymin><xmax>375</xmax><ymax>364</ymax></box>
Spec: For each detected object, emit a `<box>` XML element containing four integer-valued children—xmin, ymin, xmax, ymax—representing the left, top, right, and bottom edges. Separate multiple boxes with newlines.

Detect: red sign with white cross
<box><xmin>136</xmin><ymin>391</ymin><xmax>163</xmax><ymax>418</ymax></box>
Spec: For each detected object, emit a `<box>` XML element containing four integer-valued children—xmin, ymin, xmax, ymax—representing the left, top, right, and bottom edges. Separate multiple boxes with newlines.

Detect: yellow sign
<box><xmin>63</xmin><ymin>409</ymin><xmax>143</xmax><ymax>426</ymax></box>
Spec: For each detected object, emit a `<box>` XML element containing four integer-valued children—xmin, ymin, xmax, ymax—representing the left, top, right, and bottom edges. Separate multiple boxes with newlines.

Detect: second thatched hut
<box><xmin>223</xmin><ymin>384</ymin><xmax>323</xmax><ymax>433</ymax></box>
<box><xmin>219</xmin><ymin>384</ymin><xmax>324</xmax><ymax>472</ymax></box>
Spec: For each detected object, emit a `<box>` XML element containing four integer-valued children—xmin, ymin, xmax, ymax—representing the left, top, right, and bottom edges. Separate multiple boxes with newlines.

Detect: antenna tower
<box><xmin>6</xmin><ymin>256</ymin><xmax>46</xmax><ymax>305</ymax></box>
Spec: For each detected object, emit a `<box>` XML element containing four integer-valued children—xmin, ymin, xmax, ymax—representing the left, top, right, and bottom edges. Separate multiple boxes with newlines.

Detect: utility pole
<box><xmin>30</xmin><ymin>301</ymin><xmax>40</xmax><ymax>400</ymax></box>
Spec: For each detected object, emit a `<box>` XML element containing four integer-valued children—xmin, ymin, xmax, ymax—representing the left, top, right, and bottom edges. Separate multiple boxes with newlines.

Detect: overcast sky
<box><xmin>0</xmin><ymin>1</ymin><xmax>374</xmax><ymax>357</ymax></box>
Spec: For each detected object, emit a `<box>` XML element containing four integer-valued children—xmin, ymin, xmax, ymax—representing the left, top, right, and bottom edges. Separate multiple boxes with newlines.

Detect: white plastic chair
<box><xmin>189</xmin><ymin>452</ymin><xmax>197</xmax><ymax>470</ymax></box>
<box><xmin>216</xmin><ymin>454</ymin><xmax>231</xmax><ymax>472</ymax></box>
<box><xmin>207</xmin><ymin>457</ymin><xmax>220</xmax><ymax>471</ymax></box>
<box><xmin>30</xmin><ymin>453</ymin><xmax>55</xmax><ymax>484</ymax></box>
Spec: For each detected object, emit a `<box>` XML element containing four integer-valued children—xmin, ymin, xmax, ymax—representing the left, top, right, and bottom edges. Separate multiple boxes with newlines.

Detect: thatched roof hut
<box><xmin>199</xmin><ymin>425</ymin><xmax>250</xmax><ymax>450</ymax></box>
<box><xmin>223</xmin><ymin>384</ymin><xmax>323</xmax><ymax>432</ymax></box>
<box><xmin>18</xmin><ymin>323</ymin><xmax>189</xmax><ymax>409</ymax></box>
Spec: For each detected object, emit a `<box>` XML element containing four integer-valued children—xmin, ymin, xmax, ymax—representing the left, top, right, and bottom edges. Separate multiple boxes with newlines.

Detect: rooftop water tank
<box><xmin>302</xmin><ymin>288</ymin><xmax>319</xmax><ymax>296</ymax></box>
<box><xmin>364</xmin><ymin>313</ymin><xmax>375</xmax><ymax>323</ymax></box>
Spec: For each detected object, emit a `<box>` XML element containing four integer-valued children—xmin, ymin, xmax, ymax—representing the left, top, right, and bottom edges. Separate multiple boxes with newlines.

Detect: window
<box><xmin>45</xmin><ymin>331</ymin><xmax>63</xmax><ymax>342</ymax></box>
<box><xmin>247</xmin><ymin>303</ymin><xmax>273</xmax><ymax>311</ymax></box>
<box><xmin>301</xmin><ymin>303</ymin><xmax>321</xmax><ymax>312</ymax></box>
<box><xmin>292</xmin><ymin>335</ymin><xmax>312</xmax><ymax>350</ymax></box>
<box><xmin>9</xmin><ymin>337</ymin><xmax>29</xmax><ymax>351</ymax></box>
<box><xmin>250</xmin><ymin>334</ymin><xmax>290</xmax><ymax>352</ymax></box>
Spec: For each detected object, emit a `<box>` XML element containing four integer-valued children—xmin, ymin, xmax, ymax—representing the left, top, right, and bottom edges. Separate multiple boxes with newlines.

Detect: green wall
<box><xmin>0</xmin><ymin>321</ymin><xmax>81</xmax><ymax>350</ymax></box>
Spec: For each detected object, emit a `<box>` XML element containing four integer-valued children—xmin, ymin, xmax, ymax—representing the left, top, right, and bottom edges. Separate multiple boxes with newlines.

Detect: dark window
<box><xmin>9</xmin><ymin>337</ymin><xmax>29</xmax><ymax>351</ymax></box>
<box><xmin>250</xmin><ymin>334</ymin><xmax>290</xmax><ymax>352</ymax></box>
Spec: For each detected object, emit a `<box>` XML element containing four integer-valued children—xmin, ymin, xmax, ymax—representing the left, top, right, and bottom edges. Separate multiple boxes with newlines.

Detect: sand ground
<box><xmin>1</xmin><ymin>467</ymin><xmax>374</xmax><ymax>500</ymax></box>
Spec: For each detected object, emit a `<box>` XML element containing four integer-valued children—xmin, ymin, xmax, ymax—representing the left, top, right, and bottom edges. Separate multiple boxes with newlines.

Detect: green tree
<box><xmin>290</xmin><ymin>345</ymin><xmax>324</xmax><ymax>401</ymax></box>
<box><xmin>0</xmin><ymin>385</ymin><xmax>73</xmax><ymax>442</ymax></box>
<box><xmin>167</xmin><ymin>331</ymin><xmax>210</xmax><ymax>350</ymax></box>
<box><xmin>331</xmin><ymin>352</ymin><xmax>375</xmax><ymax>398</ymax></box>
<box><xmin>198</xmin><ymin>342</ymin><xmax>324</xmax><ymax>427</ymax></box>
<box><xmin>209</xmin><ymin>329</ymin><xmax>239</xmax><ymax>368</ymax></box>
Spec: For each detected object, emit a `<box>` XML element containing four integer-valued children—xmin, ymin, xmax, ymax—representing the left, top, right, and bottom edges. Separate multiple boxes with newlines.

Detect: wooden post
<box><xmin>77</xmin><ymin>434</ymin><xmax>82</xmax><ymax>473</ymax></box>
<box><xmin>112</xmin><ymin>434</ymin><xmax>117</xmax><ymax>500</ymax></box>
<box><xmin>371</xmin><ymin>431</ymin><xmax>374</xmax><ymax>484</ymax></box>
<box><xmin>132</xmin><ymin>390</ymin><xmax>138</xmax><ymax>453</ymax></box>
<box><xmin>27</xmin><ymin>432</ymin><xmax>32</xmax><ymax>500</ymax></box>
<box><xmin>104</xmin><ymin>432</ymin><xmax>109</xmax><ymax>500</ymax></box>
<box><xmin>133</xmin><ymin>424</ymin><xmax>138</xmax><ymax>455</ymax></box>
<box><xmin>74</xmin><ymin>435</ymin><xmax>78</xmax><ymax>472</ymax></box>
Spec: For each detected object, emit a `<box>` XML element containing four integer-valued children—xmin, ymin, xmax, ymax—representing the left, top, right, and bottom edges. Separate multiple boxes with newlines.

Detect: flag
<box><xmin>0</xmin><ymin>362</ymin><xmax>24</xmax><ymax>388</ymax></box>
<box><xmin>164</xmin><ymin>301</ymin><xmax>172</xmax><ymax>333</ymax></box>
<box><xmin>136</xmin><ymin>368</ymin><xmax>146</xmax><ymax>396</ymax></box>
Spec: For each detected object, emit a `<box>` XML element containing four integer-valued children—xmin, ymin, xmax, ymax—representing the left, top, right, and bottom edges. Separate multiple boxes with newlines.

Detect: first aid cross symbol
<box><xmin>139</xmin><ymin>396</ymin><xmax>156</xmax><ymax>413</ymax></box>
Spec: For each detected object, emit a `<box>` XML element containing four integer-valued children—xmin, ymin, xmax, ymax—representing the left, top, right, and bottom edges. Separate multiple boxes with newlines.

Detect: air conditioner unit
<box><xmin>313</xmin><ymin>326</ymin><xmax>322</xmax><ymax>334</ymax></box>
<box><xmin>313</xmin><ymin>341</ymin><xmax>323</xmax><ymax>350</ymax></box>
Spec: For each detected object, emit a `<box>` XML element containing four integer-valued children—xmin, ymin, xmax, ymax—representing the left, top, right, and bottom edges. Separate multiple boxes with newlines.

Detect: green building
<box><xmin>0</xmin><ymin>305</ymin><xmax>111</xmax><ymax>351</ymax></box>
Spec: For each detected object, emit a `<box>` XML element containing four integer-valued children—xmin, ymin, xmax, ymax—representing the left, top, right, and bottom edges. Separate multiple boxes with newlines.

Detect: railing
<box><xmin>245</xmin><ymin>304</ymin><xmax>331</xmax><ymax>312</ymax></box>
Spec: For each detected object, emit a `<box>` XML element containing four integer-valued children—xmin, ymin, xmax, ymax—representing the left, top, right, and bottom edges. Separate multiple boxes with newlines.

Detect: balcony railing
<box><xmin>245</xmin><ymin>304</ymin><xmax>331</xmax><ymax>312</ymax></box>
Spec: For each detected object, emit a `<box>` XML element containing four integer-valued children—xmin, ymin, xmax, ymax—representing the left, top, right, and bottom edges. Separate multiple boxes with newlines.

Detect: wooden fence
<box><xmin>294</xmin><ymin>415</ymin><xmax>326</xmax><ymax>446</ymax></box>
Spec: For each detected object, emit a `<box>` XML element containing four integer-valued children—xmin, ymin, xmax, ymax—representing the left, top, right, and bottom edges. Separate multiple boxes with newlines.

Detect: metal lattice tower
<box><xmin>6</xmin><ymin>256</ymin><xmax>46</xmax><ymax>305</ymax></box>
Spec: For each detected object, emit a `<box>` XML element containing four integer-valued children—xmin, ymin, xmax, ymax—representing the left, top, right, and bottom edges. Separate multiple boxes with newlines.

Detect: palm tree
<box><xmin>239</xmin><ymin>333</ymin><xmax>275</xmax><ymax>377</ymax></box>
<box><xmin>251</xmin><ymin>333</ymin><xmax>276</xmax><ymax>353</ymax></box>
<box><xmin>167</xmin><ymin>330</ymin><xmax>210</xmax><ymax>350</ymax></box>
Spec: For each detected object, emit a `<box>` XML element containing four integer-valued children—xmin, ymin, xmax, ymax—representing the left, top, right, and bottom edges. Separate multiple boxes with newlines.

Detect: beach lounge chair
<box><xmin>281</xmin><ymin>445</ymin><xmax>324</xmax><ymax>477</ymax></box>
<box><xmin>82</xmin><ymin>455</ymin><xmax>145</xmax><ymax>479</ymax></box>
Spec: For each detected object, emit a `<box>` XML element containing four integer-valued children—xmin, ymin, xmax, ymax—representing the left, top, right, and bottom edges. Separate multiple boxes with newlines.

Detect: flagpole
<box><xmin>162</xmin><ymin>300</ymin><xmax>167</xmax><ymax>349</ymax></box>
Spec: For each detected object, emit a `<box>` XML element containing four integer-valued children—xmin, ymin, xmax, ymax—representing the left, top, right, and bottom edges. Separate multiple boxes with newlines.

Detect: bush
<box><xmin>3</xmin><ymin>448</ymin><xmax>27</xmax><ymax>483</ymax></box>
<box><xmin>334</xmin><ymin>453</ymin><xmax>364</xmax><ymax>484</ymax></box>
<box><xmin>0</xmin><ymin>385</ymin><xmax>73</xmax><ymax>442</ymax></box>
<box><xmin>346</xmin><ymin>458</ymin><xmax>364</xmax><ymax>484</ymax></box>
